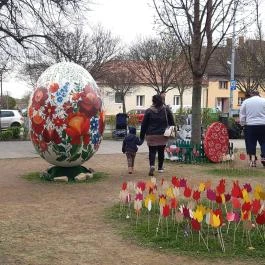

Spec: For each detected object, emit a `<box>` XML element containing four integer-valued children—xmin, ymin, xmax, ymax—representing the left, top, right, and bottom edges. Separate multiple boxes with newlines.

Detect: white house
<box><xmin>100</xmin><ymin>84</ymin><xmax>208</xmax><ymax>115</ymax></box>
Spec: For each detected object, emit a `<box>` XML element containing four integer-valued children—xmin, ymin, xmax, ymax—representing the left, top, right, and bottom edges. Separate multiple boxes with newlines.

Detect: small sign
<box><xmin>230</xmin><ymin>80</ymin><xmax>236</xmax><ymax>90</ymax></box>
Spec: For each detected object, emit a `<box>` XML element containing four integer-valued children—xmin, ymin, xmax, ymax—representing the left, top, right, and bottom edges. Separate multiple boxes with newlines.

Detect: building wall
<box><xmin>100</xmin><ymin>85</ymin><xmax>208</xmax><ymax>115</ymax></box>
<box><xmin>207</xmin><ymin>78</ymin><xmax>239</xmax><ymax>112</ymax></box>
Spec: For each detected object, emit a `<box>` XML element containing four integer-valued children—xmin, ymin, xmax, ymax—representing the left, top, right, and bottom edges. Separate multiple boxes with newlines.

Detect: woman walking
<box><xmin>140</xmin><ymin>94</ymin><xmax>175</xmax><ymax>176</ymax></box>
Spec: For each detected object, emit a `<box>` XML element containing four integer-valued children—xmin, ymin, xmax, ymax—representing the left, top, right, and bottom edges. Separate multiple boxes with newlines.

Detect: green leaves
<box><xmin>53</xmin><ymin>142</ymin><xmax>94</xmax><ymax>163</ymax></box>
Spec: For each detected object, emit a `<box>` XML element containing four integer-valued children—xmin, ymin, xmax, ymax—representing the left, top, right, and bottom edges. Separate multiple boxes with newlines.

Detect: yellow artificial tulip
<box><xmin>259</xmin><ymin>191</ymin><xmax>265</xmax><ymax>200</ymax></box>
<box><xmin>221</xmin><ymin>194</ymin><xmax>226</xmax><ymax>204</ymax></box>
<box><xmin>242</xmin><ymin>189</ymin><xmax>250</xmax><ymax>203</ymax></box>
<box><xmin>254</xmin><ymin>185</ymin><xmax>263</xmax><ymax>200</ymax></box>
<box><xmin>166</xmin><ymin>187</ymin><xmax>174</xmax><ymax>198</ymax></box>
<box><xmin>193</xmin><ymin>209</ymin><xmax>203</xmax><ymax>223</ymax></box>
<box><xmin>198</xmin><ymin>182</ymin><xmax>205</xmax><ymax>192</ymax></box>
<box><xmin>144</xmin><ymin>194</ymin><xmax>156</xmax><ymax>208</ymax></box>
<box><xmin>159</xmin><ymin>196</ymin><xmax>166</xmax><ymax>206</ymax></box>
<box><xmin>196</xmin><ymin>204</ymin><xmax>207</xmax><ymax>216</ymax></box>
<box><xmin>144</xmin><ymin>197</ymin><xmax>151</xmax><ymax>209</ymax></box>
<box><xmin>212</xmin><ymin>214</ymin><xmax>221</xmax><ymax>228</ymax></box>
<box><xmin>149</xmin><ymin>193</ymin><xmax>156</xmax><ymax>203</ymax></box>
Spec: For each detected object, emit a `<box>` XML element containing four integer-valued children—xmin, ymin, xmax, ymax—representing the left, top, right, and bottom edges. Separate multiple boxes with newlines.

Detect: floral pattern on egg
<box><xmin>28</xmin><ymin>62</ymin><xmax>105</xmax><ymax>167</ymax></box>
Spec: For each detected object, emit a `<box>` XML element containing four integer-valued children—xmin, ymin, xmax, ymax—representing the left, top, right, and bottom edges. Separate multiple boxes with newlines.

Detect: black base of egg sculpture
<box><xmin>28</xmin><ymin>62</ymin><xmax>105</xmax><ymax>179</ymax></box>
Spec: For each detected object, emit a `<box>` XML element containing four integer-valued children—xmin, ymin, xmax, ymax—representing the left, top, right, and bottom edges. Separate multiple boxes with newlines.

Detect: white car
<box><xmin>0</xmin><ymin>109</ymin><xmax>24</xmax><ymax>129</ymax></box>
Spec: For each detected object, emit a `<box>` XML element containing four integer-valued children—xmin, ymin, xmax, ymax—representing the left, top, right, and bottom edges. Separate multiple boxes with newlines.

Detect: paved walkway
<box><xmin>0</xmin><ymin>139</ymin><xmax>248</xmax><ymax>159</ymax></box>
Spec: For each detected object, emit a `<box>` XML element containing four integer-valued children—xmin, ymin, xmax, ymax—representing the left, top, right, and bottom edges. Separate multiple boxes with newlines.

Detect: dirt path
<box><xmin>0</xmin><ymin>153</ymin><xmax>264</xmax><ymax>265</ymax></box>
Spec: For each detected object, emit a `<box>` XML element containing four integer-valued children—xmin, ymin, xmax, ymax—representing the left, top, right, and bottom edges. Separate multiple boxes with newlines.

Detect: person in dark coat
<box><xmin>140</xmin><ymin>94</ymin><xmax>175</xmax><ymax>176</ymax></box>
<box><xmin>122</xmin><ymin>126</ymin><xmax>142</xmax><ymax>174</ymax></box>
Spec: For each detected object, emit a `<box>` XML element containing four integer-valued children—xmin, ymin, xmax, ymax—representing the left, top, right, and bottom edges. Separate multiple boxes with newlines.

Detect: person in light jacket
<box><xmin>140</xmin><ymin>94</ymin><xmax>175</xmax><ymax>176</ymax></box>
<box><xmin>239</xmin><ymin>90</ymin><xmax>265</xmax><ymax>167</ymax></box>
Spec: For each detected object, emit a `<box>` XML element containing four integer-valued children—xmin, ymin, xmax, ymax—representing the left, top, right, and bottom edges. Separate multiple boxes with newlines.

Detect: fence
<box><xmin>165</xmin><ymin>139</ymin><xmax>234</xmax><ymax>164</ymax></box>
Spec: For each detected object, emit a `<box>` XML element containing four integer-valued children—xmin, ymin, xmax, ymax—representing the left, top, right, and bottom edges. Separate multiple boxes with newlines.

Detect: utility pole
<box><xmin>229</xmin><ymin>0</ymin><xmax>236</xmax><ymax>118</ymax></box>
<box><xmin>6</xmin><ymin>91</ymin><xmax>9</xmax><ymax>109</ymax></box>
<box><xmin>0</xmin><ymin>71</ymin><xmax>2</xmax><ymax>132</ymax></box>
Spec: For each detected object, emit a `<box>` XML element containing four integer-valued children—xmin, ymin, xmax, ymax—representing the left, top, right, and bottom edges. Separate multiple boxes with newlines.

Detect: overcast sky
<box><xmin>3</xmin><ymin>0</ymin><xmax>157</xmax><ymax>100</ymax></box>
<box><xmin>3</xmin><ymin>0</ymin><xmax>265</xmax><ymax>100</ymax></box>
<box><xmin>88</xmin><ymin>0</ymin><xmax>156</xmax><ymax>44</ymax></box>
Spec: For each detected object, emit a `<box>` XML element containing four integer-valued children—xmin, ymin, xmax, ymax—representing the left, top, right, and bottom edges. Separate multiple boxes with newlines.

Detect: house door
<box><xmin>216</xmin><ymin>98</ymin><xmax>229</xmax><ymax>112</ymax></box>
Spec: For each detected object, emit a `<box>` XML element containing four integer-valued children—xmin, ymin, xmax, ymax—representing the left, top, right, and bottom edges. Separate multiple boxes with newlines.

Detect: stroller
<box><xmin>112</xmin><ymin>113</ymin><xmax>128</xmax><ymax>139</ymax></box>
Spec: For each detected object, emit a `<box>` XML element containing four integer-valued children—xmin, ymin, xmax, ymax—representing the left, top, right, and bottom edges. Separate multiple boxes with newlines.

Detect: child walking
<box><xmin>122</xmin><ymin>126</ymin><xmax>142</xmax><ymax>174</ymax></box>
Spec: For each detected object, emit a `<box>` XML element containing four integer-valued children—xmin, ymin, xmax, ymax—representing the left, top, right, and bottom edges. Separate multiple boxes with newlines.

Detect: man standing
<box><xmin>239</xmin><ymin>90</ymin><xmax>265</xmax><ymax>167</ymax></box>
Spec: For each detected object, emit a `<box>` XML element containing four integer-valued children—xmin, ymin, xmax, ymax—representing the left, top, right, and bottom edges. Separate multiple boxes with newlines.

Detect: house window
<box><xmin>238</xmin><ymin>97</ymin><xmax>244</xmax><ymax>106</ymax></box>
<box><xmin>136</xmin><ymin>95</ymin><xmax>145</xmax><ymax>107</ymax></box>
<box><xmin>219</xmin><ymin>81</ymin><xmax>228</xmax><ymax>89</ymax></box>
<box><xmin>173</xmin><ymin>95</ymin><xmax>180</xmax><ymax>105</ymax></box>
<box><xmin>115</xmin><ymin>92</ymin><xmax>123</xmax><ymax>103</ymax></box>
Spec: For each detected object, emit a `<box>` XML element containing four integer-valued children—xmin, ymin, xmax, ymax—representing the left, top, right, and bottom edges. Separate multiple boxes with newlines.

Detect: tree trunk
<box><xmin>180</xmin><ymin>90</ymin><xmax>184</xmax><ymax>113</ymax></box>
<box><xmin>122</xmin><ymin>96</ymin><xmax>126</xmax><ymax>113</ymax></box>
<box><xmin>191</xmin><ymin>75</ymin><xmax>202</xmax><ymax>144</ymax></box>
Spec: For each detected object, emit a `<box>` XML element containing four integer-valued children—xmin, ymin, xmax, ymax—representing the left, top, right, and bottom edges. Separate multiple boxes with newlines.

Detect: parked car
<box><xmin>127</xmin><ymin>108</ymin><xmax>146</xmax><ymax>123</ymax></box>
<box><xmin>0</xmin><ymin>109</ymin><xmax>24</xmax><ymax>129</ymax></box>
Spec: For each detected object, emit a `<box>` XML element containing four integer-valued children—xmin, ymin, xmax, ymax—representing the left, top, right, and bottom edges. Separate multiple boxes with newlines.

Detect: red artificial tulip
<box><xmin>243</xmin><ymin>183</ymin><xmax>252</xmax><ymax>193</ymax></box>
<box><xmin>163</xmin><ymin>204</ymin><xmax>170</xmax><ymax>217</ymax></box>
<box><xmin>216</xmin><ymin>194</ymin><xmax>222</xmax><ymax>204</ymax></box>
<box><xmin>256</xmin><ymin>211</ymin><xmax>265</xmax><ymax>225</ymax></box>
<box><xmin>170</xmin><ymin>198</ymin><xmax>178</xmax><ymax>209</ymax></box>
<box><xmin>171</xmin><ymin>176</ymin><xmax>180</xmax><ymax>187</ymax></box>
<box><xmin>225</xmin><ymin>193</ymin><xmax>231</xmax><ymax>202</ymax></box>
<box><xmin>242</xmin><ymin>202</ymin><xmax>251</xmax><ymax>212</ymax></box>
<box><xmin>191</xmin><ymin>218</ymin><xmax>201</xmax><ymax>231</ymax></box>
<box><xmin>231</xmin><ymin>181</ymin><xmax>242</xmax><ymax>198</ymax></box>
<box><xmin>182</xmin><ymin>206</ymin><xmax>191</xmax><ymax>219</ymax></box>
<box><xmin>242</xmin><ymin>210</ymin><xmax>250</xmax><ymax>221</ymax></box>
<box><xmin>192</xmin><ymin>190</ymin><xmax>201</xmax><ymax>201</ymax></box>
<box><xmin>232</xmin><ymin>197</ymin><xmax>241</xmax><ymax>209</ymax></box>
<box><xmin>252</xmin><ymin>199</ymin><xmax>261</xmax><ymax>215</ymax></box>
<box><xmin>216</xmin><ymin>179</ymin><xmax>226</xmax><ymax>194</ymax></box>
<box><xmin>184</xmin><ymin>186</ymin><xmax>192</xmax><ymax>198</ymax></box>
<box><xmin>136</xmin><ymin>181</ymin><xmax>145</xmax><ymax>192</ymax></box>
<box><xmin>135</xmin><ymin>193</ymin><xmax>143</xmax><ymax>201</ymax></box>
<box><xmin>122</xmin><ymin>182</ymin><xmax>127</xmax><ymax>190</ymax></box>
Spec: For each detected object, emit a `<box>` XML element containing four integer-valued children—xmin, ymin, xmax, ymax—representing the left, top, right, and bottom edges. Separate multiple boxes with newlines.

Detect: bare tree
<box><xmin>0</xmin><ymin>0</ymin><xmax>87</xmax><ymax>58</ymax></box>
<box><xmin>152</xmin><ymin>0</ymin><xmax>251</xmax><ymax>144</ymax></box>
<box><xmin>22</xmin><ymin>25</ymin><xmax>121</xmax><ymax>85</ymax></box>
<box><xmin>46</xmin><ymin>25</ymin><xmax>121</xmax><ymax>80</ymax></box>
<box><xmin>214</xmin><ymin>37</ymin><xmax>265</xmax><ymax>95</ymax></box>
<box><xmin>102</xmin><ymin>60</ymin><xmax>137</xmax><ymax>113</ymax></box>
<box><xmin>236</xmin><ymin>40</ymin><xmax>265</xmax><ymax>93</ymax></box>
<box><xmin>127</xmin><ymin>36</ymin><xmax>182</xmax><ymax>95</ymax></box>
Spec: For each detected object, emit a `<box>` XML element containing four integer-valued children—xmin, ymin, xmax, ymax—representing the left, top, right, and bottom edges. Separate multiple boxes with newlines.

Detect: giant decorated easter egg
<box><xmin>203</xmin><ymin>122</ymin><xmax>229</xmax><ymax>163</ymax></box>
<box><xmin>28</xmin><ymin>62</ymin><xmax>105</xmax><ymax>167</ymax></box>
